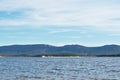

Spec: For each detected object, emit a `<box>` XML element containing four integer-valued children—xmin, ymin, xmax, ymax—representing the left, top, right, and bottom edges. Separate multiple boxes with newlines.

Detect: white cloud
<box><xmin>0</xmin><ymin>19</ymin><xmax>28</xmax><ymax>26</ymax></box>
<box><xmin>49</xmin><ymin>28</ymin><xmax>81</xmax><ymax>34</ymax></box>
<box><xmin>0</xmin><ymin>0</ymin><xmax>120</xmax><ymax>32</ymax></box>
<box><xmin>109</xmin><ymin>33</ymin><xmax>120</xmax><ymax>37</ymax></box>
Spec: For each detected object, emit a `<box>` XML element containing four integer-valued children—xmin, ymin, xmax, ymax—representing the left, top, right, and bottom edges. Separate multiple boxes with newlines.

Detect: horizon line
<box><xmin>0</xmin><ymin>43</ymin><xmax>119</xmax><ymax>47</ymax></box>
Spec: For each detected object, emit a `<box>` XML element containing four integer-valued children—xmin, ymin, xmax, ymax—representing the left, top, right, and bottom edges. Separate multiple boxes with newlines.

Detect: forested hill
<box><xmin>0</xmin><ymin>44</ymin><xmax>120</xmax><ymax>57</ymax></box>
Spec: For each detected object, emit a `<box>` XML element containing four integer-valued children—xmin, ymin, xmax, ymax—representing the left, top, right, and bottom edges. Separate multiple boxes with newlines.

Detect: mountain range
<box><xmin>0</xmin><ymin>44</ymin><xmax>120</xmax><ymax>57</ymax></box>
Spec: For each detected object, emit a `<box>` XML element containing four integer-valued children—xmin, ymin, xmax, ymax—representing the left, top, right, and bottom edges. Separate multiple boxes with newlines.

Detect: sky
<box><xmin>0</xmin><ymin>0</ymin><xmax>120</xmax><ymax>46</ymax></box>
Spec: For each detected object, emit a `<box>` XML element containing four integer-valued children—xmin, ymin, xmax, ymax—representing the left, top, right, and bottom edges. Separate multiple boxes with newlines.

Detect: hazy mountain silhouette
<box><xmin>0</xmin><ymin>44</ymin><xmax>120</xmax><ymax>57</ymax></box>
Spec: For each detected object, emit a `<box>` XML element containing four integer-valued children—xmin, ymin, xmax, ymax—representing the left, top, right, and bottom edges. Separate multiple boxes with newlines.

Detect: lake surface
<box><xmin>0</xmin><ymin>57</ymin><xmax>120</xmax><ymax>80</ymax></box>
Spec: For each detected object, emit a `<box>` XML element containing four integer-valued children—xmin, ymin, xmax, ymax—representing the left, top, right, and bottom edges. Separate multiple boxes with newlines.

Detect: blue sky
<box><xmin>0</xmin><ymin>0</ymin><xmax>120</xmax><ymax>46</ymax></box>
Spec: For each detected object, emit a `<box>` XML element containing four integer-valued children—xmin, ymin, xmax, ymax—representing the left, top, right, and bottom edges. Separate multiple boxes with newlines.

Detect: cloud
<box><xmin>49</xmin><ymin>29</ymin><xmax>81</xmax><ymax>34</ymax></box>
<box><xmin>109</xmin><ymin>33</ymin><xmax>120</xmax><ymax>37</ymax></box>
<box><xmin>0</xmin><ymin>0</ymin><xmax>120</xmax><ymax>32</ymax></box>
<box><xmin>0</xmin><ymin>19</ymin><xmax>29</xmax><ymax>26</ymax></box>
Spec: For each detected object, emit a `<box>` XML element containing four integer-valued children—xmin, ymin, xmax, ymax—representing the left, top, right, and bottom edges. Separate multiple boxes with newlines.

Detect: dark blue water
<box><xmin>0</xmin><ymin>57</ymin><xmax>120</xmax><ymax>80</ymax></box>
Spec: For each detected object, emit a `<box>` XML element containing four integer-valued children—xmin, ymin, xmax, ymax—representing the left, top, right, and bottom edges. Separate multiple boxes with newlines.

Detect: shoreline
<box><xmin>0</xmin><ymin>56</ymin><xmax>4</xmax><ymax>58</ymax></box>
<box><xmin>0</xmin><ymin>55</ymin><xmax>120</xmax><ymax>58</ymax></box>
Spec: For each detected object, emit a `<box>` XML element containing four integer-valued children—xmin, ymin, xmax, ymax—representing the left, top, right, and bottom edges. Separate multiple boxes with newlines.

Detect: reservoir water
<box><xmin>0</xmin><ymin>57</ymin><xmax>120</xmax><ymax>80</ymax></box>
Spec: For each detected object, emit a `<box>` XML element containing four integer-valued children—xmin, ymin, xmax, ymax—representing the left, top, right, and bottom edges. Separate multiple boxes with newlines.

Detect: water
<box><xmin>0</xmin><ymin>57</ymin><xmax>120</xmax><ymax>80</ymax></box>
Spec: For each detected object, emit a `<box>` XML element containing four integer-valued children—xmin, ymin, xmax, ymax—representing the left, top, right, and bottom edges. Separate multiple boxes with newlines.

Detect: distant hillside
<box><xmin>0</xmin><ymin>44</ymin><xmax>120</xmax><ymax>57</ymax></box>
